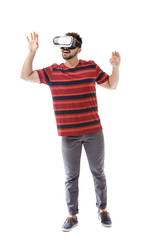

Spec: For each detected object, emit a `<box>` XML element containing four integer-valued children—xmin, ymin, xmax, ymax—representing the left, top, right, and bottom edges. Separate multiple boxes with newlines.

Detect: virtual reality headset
<box><xmin>53</xmin><ymin>36</ymin><xmax>81</xmax><ymax>49</ymax></box>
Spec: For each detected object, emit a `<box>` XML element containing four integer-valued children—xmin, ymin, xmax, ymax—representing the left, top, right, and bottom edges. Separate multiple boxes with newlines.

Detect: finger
<box><xmin>110</xmin><ymin>61</ymin><xmax>117</xmax><ymax>66</ymax></box>
<box><xmin>115</xmin><ymin>52</ymin><xmax>120</xmax><ymax>58</ymax></box>
<box><xmin>117</xmin><ymin>53</ymin><xmax>121</xmax><ymax>59</ymax></box>
<box><xmin>34</xmin><ymin>32</ymin><xmax>37</xmax><ymax>40</ymax></box>
<box><xmin>115</xmin><ymin>52</ymin><xmax>120</xmax><ymax>57</ymax></box>
<box><xmin>110</xmin><ymin>60</ymin><xmax>115</xmax><ymax>66</ymax></box>
<box><xmin>27</xmin><ymin>36</ymin><xmax>30</xmax><ymax>43</ymax></box>
<box><xmin>114</xmin><ymin>51</ymin><xmax>117</xmax><ymax>56</ymax></box>
<box><xmin>30</xmin><ymin>32</ymin><xmax>33</xmax><ymax>40</ymax></box>
<box><xmin>36</xmin><ymin>33</ymin><xmax>38</xmax><ymax>42</ymax></box>
<box><xmin>112</xmin><ymin>51</ymin><xmax>119</xmax><ymax>57</ymax></box>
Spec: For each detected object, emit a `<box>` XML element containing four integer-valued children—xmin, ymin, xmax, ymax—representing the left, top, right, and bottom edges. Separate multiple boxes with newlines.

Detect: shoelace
<box><xmin>64</xmin><ymin>217</ymin><xmax>75</xmax><ymax>224</ymax></box>
<box><xmin>101</xmin><ymin>211</ymin><xmax>110</xmax><ymax>220</ymax></box>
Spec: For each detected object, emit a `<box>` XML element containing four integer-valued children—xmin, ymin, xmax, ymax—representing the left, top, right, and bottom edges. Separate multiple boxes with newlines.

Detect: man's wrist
<box><xmin>113</xmin><ymin>66</ymin><xmax>119</xmax><ymax>71</ymax></box>
<box><xmin>28</xmin><ymin>50</ymin><xmax>37</xmax><ymax>56</ymax></box>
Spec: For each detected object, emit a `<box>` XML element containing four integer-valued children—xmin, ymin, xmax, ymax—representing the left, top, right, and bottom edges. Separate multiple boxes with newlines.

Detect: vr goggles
<box><xmin>53</xmin><ymin>36</ymin><xmax>81</xmax><ymax>49</ymax></box>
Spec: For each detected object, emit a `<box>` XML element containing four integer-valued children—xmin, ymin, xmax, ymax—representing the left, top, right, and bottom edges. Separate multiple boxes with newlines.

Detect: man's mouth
<box><xmin>63</xmin><ymin>49</ymin><xmax>70</xmax><ymax>53</ymax></box>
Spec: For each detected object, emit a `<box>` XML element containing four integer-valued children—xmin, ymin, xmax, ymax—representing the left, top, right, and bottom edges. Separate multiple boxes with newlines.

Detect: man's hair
<box><xmin>65</xmin><ymin>32</ymin><xmax>82</xmax><ymax>47</ymax></box>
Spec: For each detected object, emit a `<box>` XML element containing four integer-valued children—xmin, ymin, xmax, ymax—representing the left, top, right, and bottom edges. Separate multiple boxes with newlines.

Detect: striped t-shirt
<box><xmin>36</xmin><ymin>59</ymin><xmax>109</xmax><ymax>136</ymax></box>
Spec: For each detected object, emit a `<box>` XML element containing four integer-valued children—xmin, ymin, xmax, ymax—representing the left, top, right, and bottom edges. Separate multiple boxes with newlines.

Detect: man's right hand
<box><xmin>27</xmin><ymin>32</ymin><xmax>39</xmax><ymax>53</ymax></box>
<box><xmin>20</xmin><ymin>32</ymin><xmax>40</xmax><ymax>83</ymax></box>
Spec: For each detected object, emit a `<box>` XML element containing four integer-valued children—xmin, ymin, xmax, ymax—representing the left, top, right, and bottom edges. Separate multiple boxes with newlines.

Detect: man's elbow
<box><xmin>20</xmin><ymin>71</ymin><xmax>27</xmax><ymax>80</ymax></box>
<box><xmin>20</xmin><ymin>74</ymin><xmax>26</xmax><ymax>80</ymax></box>
<box><xmin>109</xmin><ymin>82</ymin><xmax>117</xmax><ymax>90</ymax></box>
<box><xmin>20</xmin><ymin>73</ymin><xmax>30</xmax><ymax>81</ymax></box>
<box><xmin>110</xmin><ymin>85</ymin><xmax>117</xmax><ymax>90</ymax></box>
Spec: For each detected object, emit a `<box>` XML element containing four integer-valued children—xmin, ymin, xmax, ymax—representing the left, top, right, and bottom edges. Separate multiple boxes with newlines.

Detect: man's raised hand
<box><xmin>110</xmin><ymin>51</ymin><xmax>121</xmax><ymax>68</ymax></box>
<box><xmin>27</xmin><ymin>32</ymin><xmax>39</xmax><ymax>53</ymax></box>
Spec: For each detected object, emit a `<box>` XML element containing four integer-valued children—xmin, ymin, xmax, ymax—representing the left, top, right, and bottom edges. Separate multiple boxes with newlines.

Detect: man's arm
<box><xmin>20</xmin><ymin>32</ymin><xmax>40</xmax><ymax>83</ymax></box>
<box><xmin>100</xmin><ymin>51</ymin><xmax>121</xmax><ymax>89</ymax></box>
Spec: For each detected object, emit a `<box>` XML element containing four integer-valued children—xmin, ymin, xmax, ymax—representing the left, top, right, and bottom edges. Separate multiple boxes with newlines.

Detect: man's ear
<box><xmin>78</xmin><ymin>48</ymin><xmax>82</xmax><ymax>54</ymax></box>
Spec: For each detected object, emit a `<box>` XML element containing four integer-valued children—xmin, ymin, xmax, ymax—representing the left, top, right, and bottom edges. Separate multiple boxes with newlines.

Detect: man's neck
<box><xmin>64</xmin><ymin>57</ymin><xmax>79</xmax><ymax>68</ymax></box>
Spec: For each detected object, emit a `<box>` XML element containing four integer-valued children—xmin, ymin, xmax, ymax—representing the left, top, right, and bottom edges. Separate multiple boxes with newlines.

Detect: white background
<box><xmin>0</xmin><ymin>0</ymin><xmax>150</xmax><ymax>239</ymax></box>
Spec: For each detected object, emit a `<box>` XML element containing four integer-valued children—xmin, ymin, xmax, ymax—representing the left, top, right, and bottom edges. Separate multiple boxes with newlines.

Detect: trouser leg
<box><xmin>61</xmin><ymin>135</ymin><xmax>82</xmax><ymax>215</ymax></box>
<box><xmin>83</xmin><ymin>130</ymin><xmax>107</xmax><ymax>209</ymax></box>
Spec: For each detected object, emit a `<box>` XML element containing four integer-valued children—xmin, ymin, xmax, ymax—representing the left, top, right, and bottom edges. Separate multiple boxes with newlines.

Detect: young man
<box><xmin>21</xmin><ymin>32</ymin><xmax>121</xmax><ymax>231</ymax></box>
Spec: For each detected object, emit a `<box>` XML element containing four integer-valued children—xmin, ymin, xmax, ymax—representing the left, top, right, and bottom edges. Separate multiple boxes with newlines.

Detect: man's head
<box><xmin>61</xmin><ymin>32</ymin><xmax>82</xmax><ymax>60</ymax></box>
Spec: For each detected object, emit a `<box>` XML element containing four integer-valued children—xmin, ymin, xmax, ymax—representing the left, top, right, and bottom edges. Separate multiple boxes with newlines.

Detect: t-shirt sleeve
<box><xmin>36</xmin><ymin>66</ymin><xmax>53</xmax><ymax>85</ymax></box>
<box><xmin>95</xmin><ymin>64</ymin><xmax>109</xmax><ymax>85</ymax></box>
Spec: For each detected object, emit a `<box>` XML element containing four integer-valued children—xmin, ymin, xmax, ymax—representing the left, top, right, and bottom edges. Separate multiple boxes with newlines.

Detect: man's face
<box><xmin>61</xmin><ymin>47</ymin><xmax>79</xmax><ymax>60</ymax></box>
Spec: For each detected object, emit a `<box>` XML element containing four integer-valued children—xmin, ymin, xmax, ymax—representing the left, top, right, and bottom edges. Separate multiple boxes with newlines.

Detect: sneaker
<box><xmin>62</xmin><ymin>216</ymin><xmax>78</xmax><ymax>232</ymax></box>
<box><xmin>98</xmin><ymin>210</ymin><xmax>112</xmax><ymax>227</ymax></box>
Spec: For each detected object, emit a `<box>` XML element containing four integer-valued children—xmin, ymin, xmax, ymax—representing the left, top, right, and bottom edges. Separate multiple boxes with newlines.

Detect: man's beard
<box><xmin>62</xmin><ymin>49</ymin><xmax>78</xmax><ymax>60</ymax></box>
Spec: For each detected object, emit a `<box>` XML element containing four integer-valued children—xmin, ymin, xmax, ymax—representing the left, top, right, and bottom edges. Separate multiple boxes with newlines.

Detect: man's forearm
<box><xmin>21</xmin><ymin>51</ymin><xmax>36</xmax><ymax>79</ymax></box>
<box><xmin>108</xmin><ymin>67</ymin><xmax>119</xmax><ymax>89</ymax></box>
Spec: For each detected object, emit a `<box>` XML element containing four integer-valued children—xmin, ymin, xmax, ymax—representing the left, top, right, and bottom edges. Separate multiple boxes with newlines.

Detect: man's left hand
<box><xmin>110</xmin><ymin>51</ymin><xmax>121</xmax><ymax>68</ymax></box>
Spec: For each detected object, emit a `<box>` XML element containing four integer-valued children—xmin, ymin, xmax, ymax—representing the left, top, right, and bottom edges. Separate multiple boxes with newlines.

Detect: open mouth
<box><xmin>61</xmin><ymin>47</ymin><xmax>71</xmax><ymax>53</ymax></box>
<box><xmin>63</xmin><ymin>50</ymin><xmax>70</xmax><ymax>53</ymax></box>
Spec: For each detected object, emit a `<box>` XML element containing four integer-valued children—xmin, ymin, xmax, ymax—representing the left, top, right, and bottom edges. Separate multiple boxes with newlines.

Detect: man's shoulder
<box><xmin>43</xmin><ymin>63</ymin><xmax>64</xmax><ymax>72</ymax></box>
<box><xmin>80</xmin><ymin>59</ymin><xmax>96</xmax><ymax>66</ymax></box>
<box><xmin>51</xmin><ymin>63</ymin><xmax>63</xmax><ymax>69</ymax></box>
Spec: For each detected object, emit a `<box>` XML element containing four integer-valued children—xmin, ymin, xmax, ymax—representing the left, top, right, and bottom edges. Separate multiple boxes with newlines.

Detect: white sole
<box><xmin>62</xmin><ymin>223</ymin><xmax>78</xmax><ymax>232</ymax></box>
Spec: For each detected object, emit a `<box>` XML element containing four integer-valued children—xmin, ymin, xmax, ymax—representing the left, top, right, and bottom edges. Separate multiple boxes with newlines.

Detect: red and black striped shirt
<box><xmin>36</xmin><ymin>59</ymin><xmax>109</xmax><ymax>136</ymax></box>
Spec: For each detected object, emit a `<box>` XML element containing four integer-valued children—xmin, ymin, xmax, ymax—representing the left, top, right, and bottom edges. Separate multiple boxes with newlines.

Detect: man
<box><xmin>21</xmin><ymin>32</ymin><xmax>120</xmax><ymax>231</ymax></box>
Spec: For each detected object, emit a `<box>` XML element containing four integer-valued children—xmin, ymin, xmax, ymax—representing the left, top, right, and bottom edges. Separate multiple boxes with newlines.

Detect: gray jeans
<box><xmin>61</xmin><ymin>130</ymin><xmax>107</xmax><ymax>215</ymax></box>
